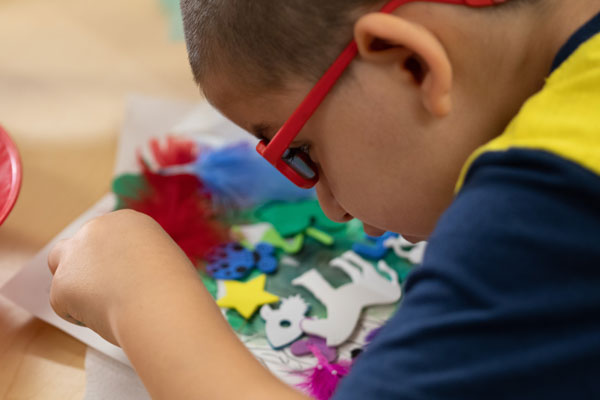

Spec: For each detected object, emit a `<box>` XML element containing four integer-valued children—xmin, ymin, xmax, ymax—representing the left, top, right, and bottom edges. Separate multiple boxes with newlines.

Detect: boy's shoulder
<box><xmin>332</xmin><ymin>15</ymin><xmax>600</xmax><ymax>400</ymax></box>
<box><xmin>457</xmin><ymin>12</ymin><xmax>600</xmax><ymax>192</ymax></box>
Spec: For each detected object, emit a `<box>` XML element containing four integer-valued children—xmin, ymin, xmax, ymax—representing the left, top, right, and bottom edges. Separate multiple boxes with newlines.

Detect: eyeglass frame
<box><xmin>256</xmin><ymin>0</ymin><xmax>502</xmax><ymax>189</ymax></box>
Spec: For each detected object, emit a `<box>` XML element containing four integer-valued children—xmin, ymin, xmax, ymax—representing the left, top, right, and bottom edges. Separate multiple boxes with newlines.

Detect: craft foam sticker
<box><xmin>384</xmin><ymin>236</ymin><xmax>428</xmax><ymax>265</ymax></box>
<box><xmin>260</xmin><ymin>295</ymin><xmax>310</xmax><ymax>349</ymax></box>
<box><xmin>292</xmin><ymin>251</ymin><xmax>402</xmax><ymax>346</ymax></box>
<box><xmin>206</xmin><ymin>242</ymin><xmax>278</xmax><ymax>280</ymax></box>
<box><xmin>352</xmin><ymin>231</ymin><xmax>399</xmax><ymax>260</ymax></box>
<box><xmin>216</xmin><ymin>274</ymin><xmax>280</xmax><ymax>319</ymax></box>
<box><xmin>290</xmin><ymin>336</ymin><xmax>337</xmax><ymax>363</ymax></box>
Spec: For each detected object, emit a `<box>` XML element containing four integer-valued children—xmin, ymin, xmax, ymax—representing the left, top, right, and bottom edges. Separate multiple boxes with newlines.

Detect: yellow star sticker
<box><xmin>217</xmin><ymin>274</ymin><xmax>279</xmax><ymax>319</ymax></box>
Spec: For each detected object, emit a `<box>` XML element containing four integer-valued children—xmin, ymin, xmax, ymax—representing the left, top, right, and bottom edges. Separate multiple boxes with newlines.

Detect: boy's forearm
<box><xmin>112</xmin><ymin>265</ymin><xmax>309</xmax><ymax>400</ymax></box>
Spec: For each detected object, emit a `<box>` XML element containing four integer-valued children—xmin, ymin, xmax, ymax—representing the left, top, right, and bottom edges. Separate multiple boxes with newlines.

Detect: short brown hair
<box><xmin>181</xmin><ymin>0</ymin><xmax>529</xmax><ymax>90</ymax></box>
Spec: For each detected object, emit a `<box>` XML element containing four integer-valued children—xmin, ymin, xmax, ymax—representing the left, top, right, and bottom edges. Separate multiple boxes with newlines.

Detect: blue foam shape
<box><xmin>352</xmin><ymin>232</ymin><xmax>399</xmax><ymax>260</ymax></box>
<box><xmin>207</xmin><ymin>242</ymin><xmax>278</xmax><ymax>280</ymax></box>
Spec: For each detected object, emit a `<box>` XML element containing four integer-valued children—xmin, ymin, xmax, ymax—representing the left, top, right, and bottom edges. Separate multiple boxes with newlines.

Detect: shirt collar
<box><xmin>551</xmin><ymin>11</ymin><xmax>600</xmax><ymax>73</ymax></box>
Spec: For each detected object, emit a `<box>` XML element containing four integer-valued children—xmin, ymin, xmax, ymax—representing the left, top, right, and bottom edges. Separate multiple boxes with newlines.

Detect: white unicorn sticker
<box><xmin>260</xmin><ymin>295</ymin><xmax>310</xmax><ymax>349</ymax></box>
<box><xmin>292</xmin><ymin>251</ymin><xmax>401</xmax><ymax>347</ymax></box>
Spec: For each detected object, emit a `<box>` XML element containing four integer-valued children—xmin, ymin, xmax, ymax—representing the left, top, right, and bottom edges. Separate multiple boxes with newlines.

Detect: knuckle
<box><xmin>111</xmin><ymin>208</ymin><xmax>137</xmax><ymax>218</ymax></box>
<box><xmin>79</xmin><ymin>216</ymin><xmax>104</xmax><ymax>238</ymax></box>
<box><xmin>49</xmin><ymin>287</ymin><xmax>64</xmax><ymax>316</ymax></box>
<box><xmin>112</xmin><ymin>209</ymin><xmax>155</xmax><ymax>226</ymax></box>
<box><xmin>81</xmin><ymin>209</ymin><xmax>157</xmax><ymax>238</ymax></box>
<box><xmin>48</xmin><ymin>240</ymin><xmax>67</xmax><ymax>273</ymax></box>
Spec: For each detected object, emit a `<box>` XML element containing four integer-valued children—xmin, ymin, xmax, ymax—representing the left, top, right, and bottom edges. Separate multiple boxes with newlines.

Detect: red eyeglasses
<box><xmin>256</xmin><ymin>0</ymin><xmax>503</xmax><ymax>188</ymax></box>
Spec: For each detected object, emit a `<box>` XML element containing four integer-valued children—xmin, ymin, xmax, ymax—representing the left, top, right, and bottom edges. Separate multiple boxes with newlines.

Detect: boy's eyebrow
<box><xmin>251</xmin><ymin>123</ymin><xmax>273</xmax><ymax>141</ymax></box>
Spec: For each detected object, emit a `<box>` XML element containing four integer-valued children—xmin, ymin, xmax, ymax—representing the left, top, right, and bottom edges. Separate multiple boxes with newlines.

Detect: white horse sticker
<box><xmin>292</xmin><ymin>251</ymin><xmax>401</xmax><ymax>346</ymax></box>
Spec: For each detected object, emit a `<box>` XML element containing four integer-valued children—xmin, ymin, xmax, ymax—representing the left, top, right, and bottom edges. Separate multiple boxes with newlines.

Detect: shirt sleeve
<box><xmin>333</xmin><ymin>148</ymin><xmax>600</xmax><ymax>400</ymax></box>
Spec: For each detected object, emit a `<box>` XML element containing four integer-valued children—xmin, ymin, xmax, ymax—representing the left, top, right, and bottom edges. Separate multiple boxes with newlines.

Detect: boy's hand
<box><xmin>48</xmin><ymin>209</ymin><xmax>308</xmax><ymax>400</ymax></box>
<box><xmin>47</xmin><ymin>209</ymin><xmax>195</xmax><ymax>345</ymax></box>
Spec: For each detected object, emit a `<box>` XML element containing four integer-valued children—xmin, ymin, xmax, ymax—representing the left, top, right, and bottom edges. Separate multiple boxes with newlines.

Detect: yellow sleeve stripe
<box><xmin>456</xmin><ymin>34</ymin><xmax>600</xmax><ymax>193</ymax></box>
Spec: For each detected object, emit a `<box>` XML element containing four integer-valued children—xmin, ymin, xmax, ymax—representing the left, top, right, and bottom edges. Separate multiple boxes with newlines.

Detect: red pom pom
<box><xmin>120</xmin><ymin>160</ymin><xmax>228</xmax><ymax>266</ymax></box>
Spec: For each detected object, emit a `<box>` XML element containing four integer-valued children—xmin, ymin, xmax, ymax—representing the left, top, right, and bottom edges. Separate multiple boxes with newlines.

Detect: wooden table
<box><xmin>0</xmin><ymin>0</ymin><xmax>199</xmax><ymax>397</ymax></box>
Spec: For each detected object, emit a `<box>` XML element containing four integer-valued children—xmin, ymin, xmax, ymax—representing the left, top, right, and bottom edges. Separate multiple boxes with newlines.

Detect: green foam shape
<box><xmin>199</xmin><ymin>272</ymin><xmax>218</xmax><ymax>299</ymax></box>
<box><xmin>305</xmin><ymin>227</ymin><xmax>334</xmax><ymax>246</ymax></box>
<box><xmin>261</xmin><ymin>227</ymin><xmax>304</xmax><ymax>254</ymax></box>
<box><xmin>255</xmin><ymin>200</ymin><xmax>345</xmax><ymax>237</ymax></box>
<box><xmin>112</xmin><ymin>174</ymin><xmax>147</xmax><ymax>210</ymax></box>
<box><xmin>226</xmin><ymin>309</ymin><xmax>265</xmax><ymax>336</ymax></box>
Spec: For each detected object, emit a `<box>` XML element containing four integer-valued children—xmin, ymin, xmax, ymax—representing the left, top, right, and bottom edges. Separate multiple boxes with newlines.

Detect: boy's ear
<box><xmin>354</xmin><ymin>13</ymin><xmax>453</xmax><ymax>117</ymax></box>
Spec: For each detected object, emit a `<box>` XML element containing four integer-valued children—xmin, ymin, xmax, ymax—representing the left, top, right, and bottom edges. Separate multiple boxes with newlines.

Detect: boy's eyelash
<box><xmin>297</xmin><ymin>144</ymin><xmax>311</xmax><ymax>153</ymax></box>
<box><xmin>297</xmin><ymin>144</ymin><xmax>316</xmax><ymax>163</ymax></box>
<box><xmin>293</xmin><ymin>144</ymin><xmax>313</xmax><ymax>159</ymax></box>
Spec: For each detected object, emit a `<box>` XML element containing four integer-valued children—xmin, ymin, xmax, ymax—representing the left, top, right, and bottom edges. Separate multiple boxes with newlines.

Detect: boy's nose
<box><xmin>315</xmin><ymin>178</ymin><xmax>353</xmax><ymax>224</ymax></box>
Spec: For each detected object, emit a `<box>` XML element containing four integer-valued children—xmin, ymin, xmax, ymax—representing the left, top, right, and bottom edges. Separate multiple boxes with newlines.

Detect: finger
<box><xmin>48</xmin><ymin>239</ymin><xmax>69</xmax><ymax>275</ymax></box>
<box><xmin>48</xmin><ymin>284</ymin><xmax>87</xmax><ymax>327</ymax></box>
<box><xmin>64</xmin><ymin>313</ymin><xmax>86</xmax><ymax>327</ymax></box>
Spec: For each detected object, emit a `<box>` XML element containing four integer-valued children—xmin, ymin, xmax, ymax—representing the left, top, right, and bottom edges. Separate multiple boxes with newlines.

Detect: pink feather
<box><xmin>295</xmin><ymin>344</ymin><xmax>352</xmax><ymax>400</ymax></box>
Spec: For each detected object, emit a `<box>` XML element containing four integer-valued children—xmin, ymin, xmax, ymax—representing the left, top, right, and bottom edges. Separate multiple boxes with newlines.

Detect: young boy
<box><xmin>47</xmin><ymin>0</ymin><xmax>600</xmax><ymax>398</ymax></box>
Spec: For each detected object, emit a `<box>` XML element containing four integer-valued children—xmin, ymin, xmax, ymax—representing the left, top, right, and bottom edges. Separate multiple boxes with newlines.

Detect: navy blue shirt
<box><xmin>333</xmin><ymin>13</ymin><xmax>600</xmax><ymax>400</ymax></box>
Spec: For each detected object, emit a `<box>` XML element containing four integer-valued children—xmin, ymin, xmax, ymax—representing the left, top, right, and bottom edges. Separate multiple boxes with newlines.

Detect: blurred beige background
<box><xmin>0</xmin><ymin>0</ymin><xmax>199</xmax><ymax>397</ymax></box>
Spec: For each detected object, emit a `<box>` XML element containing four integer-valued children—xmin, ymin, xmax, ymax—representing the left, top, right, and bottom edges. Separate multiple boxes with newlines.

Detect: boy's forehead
<box><xmin>202</xmin><ymin>73</ymin><xmax>308</xmax><ymax>140</ymax></box>
<box><xmin>204</xmin><ymin>85</ymin><xmax>277</xmax><ymax>140</ymax></box>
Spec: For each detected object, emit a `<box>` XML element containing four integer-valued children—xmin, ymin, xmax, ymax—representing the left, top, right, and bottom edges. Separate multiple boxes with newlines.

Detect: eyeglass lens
<box><xmin>282</xmin><ymin>149</ymin><xmax>317</xmax><ymax>180</ymax></box>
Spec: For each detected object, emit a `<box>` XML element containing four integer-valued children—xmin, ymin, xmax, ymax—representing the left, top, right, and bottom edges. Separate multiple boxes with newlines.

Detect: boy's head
<box><xmin>181</xmin><ymin>0</ymin><xmax>551</xmax><ymax>240</ymax></box>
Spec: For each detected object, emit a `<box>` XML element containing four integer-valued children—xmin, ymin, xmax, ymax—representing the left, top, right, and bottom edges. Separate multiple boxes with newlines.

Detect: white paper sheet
<box><xmin>84</xmin><ymin>347</ymin><xmax>150</xmax><ymax>400</ymax></box>
<box><xmin>0</xmin><ymin>193</ymin><xmax>131</xmax><ymax>365</ymax></box>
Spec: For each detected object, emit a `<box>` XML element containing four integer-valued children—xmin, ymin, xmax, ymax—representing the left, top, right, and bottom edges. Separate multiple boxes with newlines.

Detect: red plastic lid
<box><xmin>0</xmin><ymin>125</ymin><xmax>22</xmax><ymax>225</ymax></box>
